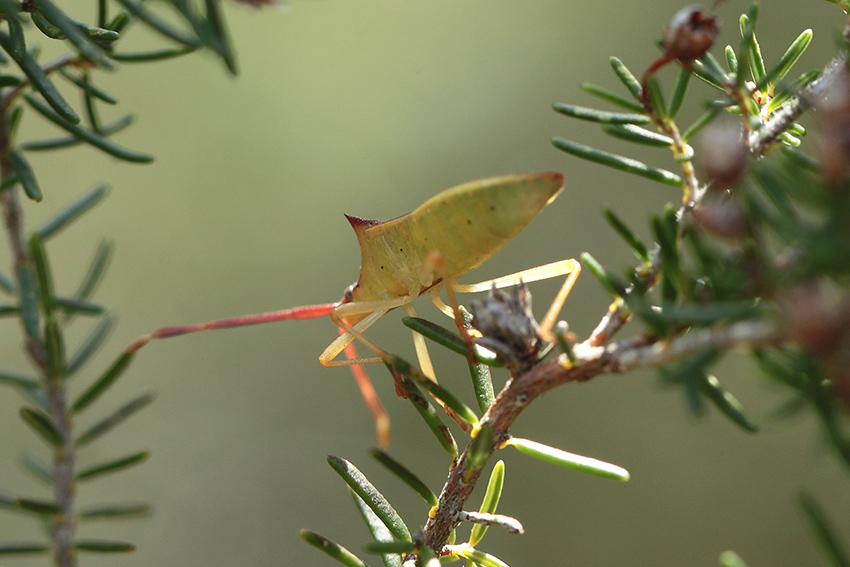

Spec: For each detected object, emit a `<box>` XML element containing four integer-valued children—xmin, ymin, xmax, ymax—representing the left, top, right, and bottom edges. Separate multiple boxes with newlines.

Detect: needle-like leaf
<box><xmin>9</xmin><ymin>150</ymin><xmax>41</xmax><ymax>201</ymax></box>
<box><xmin>469</xmin><ymin>460</ymin><xmax>505</xmax><ymax>547</ymax></box>
<box><xmin>79</xmin><ymin>503</ymin><xmax>151</xmax><ymax>520</ymax></box>
<box><xmin>19</xmin><ymin>407</ymin><xmax>62</xmax><ymax>447</ymax></box>
<box><xmin>74</xmin><ymin>540</ymin><xmax>135</xmax><ymax>553</ymax></box>
<box><xmin>24</xmin><ymin>95</ymin><xmax>153</xmax><ymax>163</ymax></box>
<box><xmin>361</xmin><ymin>541</ymin><xmax>416</xmax><ymax>555</ymax></box>
<box><xmin>505</xmin><ymin>437</ymin><xmax>630</xmax><ymax>481</ymax></box>
<box><xmin>72</xmin><ymin>351</ymin><xmax>135</xmax><ymax>413</ymax></box>
<box><xmin>75</xmin><ymin>450</ymin><xmax>149</xmax><ymax>481</ymax></box>
<box><xmin>349</xmin><ymin>489</ymin><xmax>401</xmax><ymax>567</ymax></box>
<box><xmin>113</xmin><ymin>0</ymin><xmax>199</xmax><ymax>46</ymax></box>
<box><xmin>386</xmin><ymin>366</ymin><xmax>457</xmax><ymax>458</ymax></box>
<box><xmin>32</xmin><ymin>0</ymin><xmax>113</xmax><ymax>68</ymax></box>
<box><xmin>385</xmin><ymin>354</ymin><xmax>479</xmax><ymax>427</ymax></box>
<box><xmin>65</xmin><ymin>316</ymin><xmax>114</xmax><ymax>375</ymax></box>
<box><xmin>22</xmin><ymin>114</ymin><xmax>134</xmax><ymax>151</ymax></box>
<box><xmin>14</xmin><ymin>498</ymin><xmax>61</xmax><ymax>514</ymax></box>
<box><xmin>369</xmin><ymin>449</ymin><xmax>438</xmax><ymax>507</ymax></box>
<box><xmin>551</xmin><ymin>137</ymin><xmax>683</xmax><ymax>186</ymax></box>
<box><xmin>299</xmin><ymin>530</ymin><xmax>372</xmax><ymax>567</ymax></box>
<box><xmin>580</xmin><ymin>82</ymin><xmax>645</xmax><ymax>112</ymax></box>
<box><xmin>20</xmin><ymin>451</ymin><xmax>52</xmax><ymax>485</ymax></box>
<box><xmin>38</xmin><ymin>187</ymin><xmax>109</xmax><ymax>241</ymax></box>
<box><xmin>0</xmin><ymin>543</ymin><xmax>50</xmax><ymax>554</ymax></box>
<box><xmin>798</xmin><ymin>491</ymin><xmax>850</xmax><ymax>567</ymax></box>
<box><xmin>609</xmin><ymin>56</ymin><xmax>642</xmax><ymax>101</ymax></box>
<box><xmin>0</xmin><ymin>33</ymin><xmax>79</xmax><ymax>123</ymax></box>
<box><xmin>0</xmin><ymin>368</ymin><xmax>39</xmax><ymax>389</ymax></box>
<box><xmin>110</xmin><ymin>45</ymin><xmax>198</xmax><ymax>62</ymax></box>
<box><xmin>327</xmin><ymin>455</ymin><xmax>411</xmax><ymax>542</ymax></box>
<box><xmin>75</xmin><ymin>392</ymin><xmax>155</xmax><ymax>447</ymax></box>
<box><xmin>553</xmin><ymin>103</ymin><xmax>650</xmax><ymax>124</ymax></box>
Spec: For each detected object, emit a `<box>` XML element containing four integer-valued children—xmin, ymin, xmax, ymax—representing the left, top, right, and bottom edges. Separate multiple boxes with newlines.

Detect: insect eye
<box><xmin>343</xmin><ymin>284</ymin><xmax>357</xmax><ymax>303</ymax></box>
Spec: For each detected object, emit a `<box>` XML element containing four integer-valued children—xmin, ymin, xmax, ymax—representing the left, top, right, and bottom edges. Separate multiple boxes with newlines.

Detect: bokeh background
<box><xmin>1</xmin><ymin>0</ymin><xmax>848</xmax><ymax>565</ymax></box>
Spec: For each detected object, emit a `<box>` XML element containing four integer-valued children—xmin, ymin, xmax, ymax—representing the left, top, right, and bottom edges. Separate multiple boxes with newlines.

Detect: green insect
<box><xmin>127</xmin><ymin>172</ymin><xmax>580</xmax><ymax>446</ymax></box>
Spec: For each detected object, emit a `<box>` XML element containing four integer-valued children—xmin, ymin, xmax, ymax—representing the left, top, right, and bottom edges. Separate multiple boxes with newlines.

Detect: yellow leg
<box><xmin>321</xmin><ymin>295</ymin><xmax>419</xmax><ymax>449</ymax></box>
<box><xmin>402</xmin><ymin>303</ymin><xmax>437</xmax><ymax>381</ymax></box>
<box><xmin>318</xmin><ymin>292</ymin><xmax>420</xmax><ymax>367</ymax></box>
<box><xmin>449</xmin><ymin>258</ymin><xmax>581</xmax><ymax>342</ymax></box>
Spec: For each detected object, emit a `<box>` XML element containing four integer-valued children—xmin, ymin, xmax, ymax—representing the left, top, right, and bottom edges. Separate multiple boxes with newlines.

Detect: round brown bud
<box><xmin>663</xmin><ymin>5</ymin><xmax>720</xmax><ymax>63</ymax></box>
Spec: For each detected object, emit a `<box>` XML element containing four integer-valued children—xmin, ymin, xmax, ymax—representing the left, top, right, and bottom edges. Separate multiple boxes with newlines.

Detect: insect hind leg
<box><xmin>450</xmin><ymin>258</ymin><xmax>581</xmax><ymax>342</ymax></box>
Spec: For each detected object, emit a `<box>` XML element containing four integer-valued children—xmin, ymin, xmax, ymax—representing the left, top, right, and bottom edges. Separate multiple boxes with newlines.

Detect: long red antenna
<box><xmin>125</xmin><ymin>303</ymin><xmax>340</xmax><ymax>353</ymax></box>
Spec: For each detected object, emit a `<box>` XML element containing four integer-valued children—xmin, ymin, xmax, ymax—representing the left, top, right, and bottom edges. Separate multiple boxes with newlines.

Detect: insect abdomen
<box><xmin>410</xmin><ymin>173</ymin><xmax>564</xmax><ymax>278</ymax></box>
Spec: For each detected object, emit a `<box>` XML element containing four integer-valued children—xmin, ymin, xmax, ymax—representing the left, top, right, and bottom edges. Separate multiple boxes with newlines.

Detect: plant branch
<box><xmin>45</xmin><ymin>374</ymin><xmax>76</xmax><ymax>567</ymax></box>
<box><xmin>0</xmin><ymin>64</ymin><xmax>78</xmax><ymax>567</ymax></box>
<box><xmin>423</xmin><ymin>316</ymin><xmax>781</xmax><ymax>551</ymax></box>
<box><xmin>748</xmin><ymin>53</ymin><xmax>848</xmax><ymax>156</ymax></box>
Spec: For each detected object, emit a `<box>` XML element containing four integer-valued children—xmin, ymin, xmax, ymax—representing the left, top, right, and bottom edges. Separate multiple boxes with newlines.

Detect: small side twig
<box><xmin>458</xmin><ymin>511</ymin><xmax>524</xmax><ymax>535</ymax></box>
<box><xmin>748</xmin><ymin>53</ymin><xmax>848</xmax><ymax>155</ymax></box>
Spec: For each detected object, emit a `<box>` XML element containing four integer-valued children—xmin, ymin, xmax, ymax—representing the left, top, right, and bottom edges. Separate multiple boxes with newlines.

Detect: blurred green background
<box><xmin>1</xmin><ymin>0</ymin><xmax>849</xmax><ymax>565</ymax></box>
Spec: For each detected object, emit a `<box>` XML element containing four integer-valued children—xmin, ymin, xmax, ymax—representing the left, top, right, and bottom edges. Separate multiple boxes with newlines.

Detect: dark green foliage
<box><xmin>384</xmin><ymin>354</ymin><xmax>479</xmax><ymax>427</ymax></box>
<box><xmin>0</xmin><ymin>0</ymin><xmax>241</xmax><ymax>561</ymax></box>
<box><xmin>349</xmin><ymin>489</ymin><xmax>402</xmax><ymax>567</ymax></box>
<box><xmin>37</xmin><ymin>185</ymin><xmax>109</xmax><ymax>240</ymax></box>
<box><xmin>368</xmin><ymin>449</ymin><xmax>438</xmax><ymax>506</ymax></box>
<box><xmin>24</xmin><ymin>94</ymin><xmax>153</xmax><ymax>163</ymax></box>
<box><xmin>300</xmin><ymin>530</ymin><xmax>372</xmax><ymax>567</ymax></box>
<box><xmin>71</xmin><ymin>351</ymin><xmax>136</xmax><ymax>413</ymax></box>
<box><xmin>327</xmin><ymin>456</ymin><xmax>411</xmax><ymax>543</ymax></box>
<box><xmin>78</xmin><ymin>503</ymin><xmax>151</xmax><ymax>520</ymax></box>
<box><xmin>19</xmin><ymin>407</ymin><xmax>62</xmax><ymax>447</ymax></box>
<box><xmin>73</xmin><ymin>540</ymin><xmax>135</xmax><ymax>553</ymax></box>
<box><xmin>75</xmin><ymin>450</ymin><xmax>150</xmax><ymax>481</ymax></box>
<box><xmin>798</xmin><ymin>492</ymin><xmax>850</xmax><ymax>567</ymax></box>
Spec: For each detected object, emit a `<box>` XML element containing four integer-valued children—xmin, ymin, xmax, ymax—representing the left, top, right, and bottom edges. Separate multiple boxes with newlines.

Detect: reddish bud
<box><xmin>662</xmin><ymin>5</ymin><xmax>720</xmax><ymax>64</ymax></box>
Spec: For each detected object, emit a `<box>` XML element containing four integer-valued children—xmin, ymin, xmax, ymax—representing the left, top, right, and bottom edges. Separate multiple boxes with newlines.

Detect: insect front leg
<box><xmin>322</xmin><ymin>294</ymin><xmax>420</xmax><ymax>448</ymax></box>
<box><xmin>321</xmin><ymin>293</ymin><xmax>420</xmax><ymax>366</ymax></box>
<box><xmin>320</xmin><ymin>308</ymin><xmax>389</xmax><ymax>367</ymax></box>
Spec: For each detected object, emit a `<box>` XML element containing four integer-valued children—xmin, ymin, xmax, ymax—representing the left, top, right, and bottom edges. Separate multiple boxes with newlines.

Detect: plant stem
<box><xmin>0</xmin><ymin>90</ymin><xmax>77</xmax><ymax>567</ymax></box>
<box><xmin>46</xmin><ymin>373</ymin><xmax>76</xmax><ymax>567</ymax></box>
<box><xmin>748</xmin><ymin>53</ymin><xmax>848</xmax><ymax>155</ymax></box>
<box><xmin>422</xmin><ymin>317</ymin><xmax>780</xmax><ymax>552</ymax></box>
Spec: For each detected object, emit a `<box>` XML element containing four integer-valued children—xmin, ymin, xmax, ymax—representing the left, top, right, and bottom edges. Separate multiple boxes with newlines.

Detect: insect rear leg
<box><xmin>341</xmin><ymin>337</ymin><xmax>390</xmax><ymax>448</ymax></box>
<box><xmin>451</xmin><ymin>258</ymin><xmax>581</xmax><ymax>342</ymax></box>
<box><xmin>400</xmin><ymin>303</ymin><xmax>437</xmax><ymax>382</ymax></box>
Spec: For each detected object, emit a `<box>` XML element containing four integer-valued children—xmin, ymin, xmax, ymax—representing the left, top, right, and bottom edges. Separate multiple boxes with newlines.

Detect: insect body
<box><xmin>342</xmin><ymin>172</ymin><xmax>564</xmax><ymax>311</ymax></box>
<box><xmin>127</xmin><ymin>172</ymin><xmax>580</xmax><ymax>446</ymax></box>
